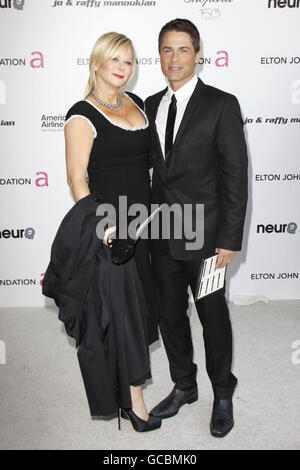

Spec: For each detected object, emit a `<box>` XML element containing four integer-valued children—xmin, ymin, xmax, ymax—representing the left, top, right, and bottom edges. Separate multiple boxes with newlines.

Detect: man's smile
<box><xmin>169</xmin><ymin>66</ymin><xmax>183</xmax><ymax>72</ymax></box>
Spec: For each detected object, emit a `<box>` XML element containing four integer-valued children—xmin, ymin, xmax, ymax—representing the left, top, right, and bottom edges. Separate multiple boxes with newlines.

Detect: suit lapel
<box><xmin>173</xmin><ymin>78</ymin><xmax>206</xmax><ymax>147</ymax></box>
<box><xmin>148</xmin><ymin>79</ymin><xmax>206</xmax><ymax>170</ymax></box>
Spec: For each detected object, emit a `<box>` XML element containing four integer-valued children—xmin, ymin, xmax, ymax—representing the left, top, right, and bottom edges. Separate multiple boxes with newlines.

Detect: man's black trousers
<box><xmin>152</xmin><ymin>251</ymin><xmax>237</xmax><ymax>399</ymax></box>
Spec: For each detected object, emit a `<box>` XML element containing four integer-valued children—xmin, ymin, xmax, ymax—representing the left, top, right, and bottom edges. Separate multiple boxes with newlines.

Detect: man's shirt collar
<box><xmin>166</xmin><ymin>74</ymin><xmax>198</xmax><ymax>103</ymax></box>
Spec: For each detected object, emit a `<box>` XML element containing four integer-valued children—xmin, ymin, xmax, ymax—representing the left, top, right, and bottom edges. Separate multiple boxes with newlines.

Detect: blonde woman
<box><xmin>61</xmin><ymin>33</ymin><xmax>160</xmax><ymax>432</ymax></box>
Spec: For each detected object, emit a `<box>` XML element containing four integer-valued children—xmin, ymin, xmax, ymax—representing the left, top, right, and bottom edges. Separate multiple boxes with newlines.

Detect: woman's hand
<box><xmin>103</xmin><ymin>226</ymin><xmax>117</xmax><ymax>246</ymax></box>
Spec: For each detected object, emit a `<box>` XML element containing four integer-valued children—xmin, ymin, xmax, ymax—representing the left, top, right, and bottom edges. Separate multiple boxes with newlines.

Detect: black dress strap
<box><xmin>125</xmin><ymin>91</ymin><xmax>145</xmax><ymax>111</ymax></box>
<box><xmin>65</xmin><ymin>100</ymin><xmax>101</xmax><ymax>138</ymax></box>
<box><xmin>65</xmin><ymin>100</ymin><xmax>100</xmax><ymax>122</ymax></box>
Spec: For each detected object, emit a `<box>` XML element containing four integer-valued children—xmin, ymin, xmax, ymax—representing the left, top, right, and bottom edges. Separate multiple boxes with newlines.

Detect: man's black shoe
<box><xmin>150</xmin><ymin>385</ymin><xmax>198</xmax><ymax>419</ymax></box>
<box><xmin>210</xmin><ymin>398</ymin><xmax>234</xmax><ymax>438</ymax></box>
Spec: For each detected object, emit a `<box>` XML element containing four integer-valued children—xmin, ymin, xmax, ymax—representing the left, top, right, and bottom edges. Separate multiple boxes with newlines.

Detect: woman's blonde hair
<box><xmin>84</xmin><ymin>32</ymin><xmax>136</xmax><ymax>98</ymax></box>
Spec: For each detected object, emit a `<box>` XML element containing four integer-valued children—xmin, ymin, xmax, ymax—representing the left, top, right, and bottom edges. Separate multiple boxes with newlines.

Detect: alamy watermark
<box><xmin>0</xmin><ymin>340</ymin><xmax>6</xmax><ymax>365</ymax></box>
<box><xmin>291</xmin><ymin>340</ymin><xmax>300</xmax><ymax>365</ymax></box>
<box><xmin>95</xmin><ymin>196</ymin><xmax>205</xmax><ymax>250</ymax></box>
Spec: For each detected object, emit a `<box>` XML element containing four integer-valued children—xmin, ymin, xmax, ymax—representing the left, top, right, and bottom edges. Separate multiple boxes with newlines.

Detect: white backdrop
<box><xmin>0</xmin><ymin>0</ymin><xmax>299</xmax><ymax>307</ymax></box>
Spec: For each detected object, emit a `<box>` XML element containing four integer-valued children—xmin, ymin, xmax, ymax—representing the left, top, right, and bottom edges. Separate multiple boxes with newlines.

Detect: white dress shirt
<box><xmin>156</xmin><ymin>74</ymin><xmax>198</xmax><ymax>159</ymax></box>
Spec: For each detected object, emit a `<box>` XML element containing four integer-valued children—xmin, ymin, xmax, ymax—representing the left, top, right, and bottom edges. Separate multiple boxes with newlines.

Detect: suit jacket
<box><xmin>145</xmin><ymin>78</ymin><xmax>248</xmax><ymax>260</ymax></box>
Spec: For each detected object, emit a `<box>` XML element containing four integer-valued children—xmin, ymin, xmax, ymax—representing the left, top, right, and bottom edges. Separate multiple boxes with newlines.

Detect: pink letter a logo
<box><xmin>35</xmin><ymin>171</ymin><xmax>48</xmax><ymax>187</ymax></box>
<box><xmin>30</xmin><ymin>51</ymin><xmax>44</xmax><ymax>69</ymax></box>
<box><xmin>215</xmin><ymin>51</ymin><xmax>229</xmax><ymax>68</ymax></box>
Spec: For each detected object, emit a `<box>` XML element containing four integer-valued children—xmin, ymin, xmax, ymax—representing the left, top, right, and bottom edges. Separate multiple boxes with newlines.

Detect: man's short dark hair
<box><xmin>158</xmin><ymin>18</ymin><xmax>200</xmax><ymax>53</ymax></box>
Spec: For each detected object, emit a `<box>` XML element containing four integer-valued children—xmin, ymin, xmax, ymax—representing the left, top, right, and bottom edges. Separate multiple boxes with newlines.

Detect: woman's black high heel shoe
<box><xmin>118</xmin><ymin>408</ymin><xmax>161</xmax><ymax>432</ymax></box>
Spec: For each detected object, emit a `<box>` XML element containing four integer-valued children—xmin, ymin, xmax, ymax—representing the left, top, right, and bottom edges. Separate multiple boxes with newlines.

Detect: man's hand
<box><xmin>215</xmin><ymin>248</ymin><xmax>236</xmax><ymax>268</ymax></box>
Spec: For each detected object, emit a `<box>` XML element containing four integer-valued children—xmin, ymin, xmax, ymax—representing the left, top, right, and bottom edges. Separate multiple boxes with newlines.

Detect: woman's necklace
<box><xmin>89</xmin><ymin>91</ymin><xmax>123</xmax><ymax>111</ymax></box>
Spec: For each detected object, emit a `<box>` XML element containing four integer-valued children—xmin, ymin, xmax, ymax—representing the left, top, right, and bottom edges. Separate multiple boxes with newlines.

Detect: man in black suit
<box><xmin>145</xmin><ymin>19</ymin><xmax>248</xmax><ymax>437</ymax></box>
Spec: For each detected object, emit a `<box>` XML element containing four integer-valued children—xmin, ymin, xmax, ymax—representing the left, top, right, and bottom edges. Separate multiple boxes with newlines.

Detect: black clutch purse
<box><xmin>104</xmin><ymin>206</ymin><xmax>162</xmax><ymax>265</ymax></box>
<box><xmin>107</xmin><ymin>236</ymin><xmax>136</xmax><ymax>265</ymax></box>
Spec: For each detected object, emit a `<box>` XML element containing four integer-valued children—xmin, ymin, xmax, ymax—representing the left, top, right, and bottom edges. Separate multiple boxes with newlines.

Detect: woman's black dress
<box><xmin>44</xmin><ymin>92</ymin><xmax>158</xmax><ymax>416</ymax></box>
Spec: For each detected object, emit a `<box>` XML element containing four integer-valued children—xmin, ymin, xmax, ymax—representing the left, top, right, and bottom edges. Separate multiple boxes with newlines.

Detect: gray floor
<box><xmin>0</xmin><ymin>300</ymin><xmax>299</xmax><ymax>450</ymax></box>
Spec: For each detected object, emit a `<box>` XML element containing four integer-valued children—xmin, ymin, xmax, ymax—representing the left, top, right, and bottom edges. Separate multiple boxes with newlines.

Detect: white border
<box><xmin>64</xmin><ymin>115</ymin><xmax>97</xmax><ymax>139</ymax></box>
<box><xmin>84</xmin><ymin>92</ymin><xmax>149</xmax><ymax>131</ymax></box>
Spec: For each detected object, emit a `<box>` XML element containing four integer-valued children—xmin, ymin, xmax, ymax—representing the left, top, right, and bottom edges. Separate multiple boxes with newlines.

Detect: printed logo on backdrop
<box><xmin>244</xmin><ymin>116</ymin><xmax>300</xmax><ymax>125</ymax></box>
<box><xmin>199</xmin><ymin>8</ymin><xmax>220</xmax><ymax>20</ymax></box>
<box><xmin>267</xmin><ymin>0</ymin><xmax>300</xmax><ymax>8</ymax></box>
<box><xmin>0</xmin><ymin>172</ymin><xmax>49</xmax><ymax>187</ymax></box>
<box><xmin>41</xmin><ymin>114</ymin><xmax>65</xmax><ymax>132</ymax></box>
<box><xmin>0</xmin><ymin>227</ymin><xmax>35</xmax><ymax>239</ymax></box>
<box><xmin>77</xmin><ymin>57</ymin><xmax>161</xmax><ymax>66</ymax></box>
<box><xmin>198</xmin><ymin>50</ymin><xmax>229</xmax><ymax>67</ymax></box>
<box><xmin>76</xmin><ymin>53</ymin><xmax>229</xmax><ymax>67</ymax></box>
<box><xmin>0</xmin><ymin>52</ymin><xmax>44</xmax><ymax>68</ymax></box>
<box><xmin>0</xmin><ymin>278</ymin><xmax>37</xmax><ymax>287</ymax></box>
<box><xmin>0</xmin><ymin>0</ymin><xmax>25</xmax><ymax>10</ymax></box>
<box><xmin>261</xmin><ymin>56</ymin><xmax>300</xmax><ymax>65</ymax></box>
<box><xmin>250</xmin><ymin>272</ymin><xmax>299</xmax><ymax>280</ymax></box>
<box><xmin>184</xmin><ymin>0</ymin><xmax>234</xmax><ymax>21</ymax></box>
<box><xmin>52</xmin><ymin>0</ymin><xmax>156</xmax><ymax>8</ymax></box>
<box><xmin>256</xmin><ymin>222</ymin><xmax>297</xmax><ymax>234</ymax></box>
<box><xmin>252</xmin><ymin>218</ymin><xmax>299</xmax><ymax>284</ymax></box>
<box><xmin>0</xmin><ymin>118</ymin><xmax>14</xmax><ymax>126</ymax></box>
<box><xmin>255</xmin><ymin>173</ymin><xmax>300</xmax><ymax>182</ymax></box>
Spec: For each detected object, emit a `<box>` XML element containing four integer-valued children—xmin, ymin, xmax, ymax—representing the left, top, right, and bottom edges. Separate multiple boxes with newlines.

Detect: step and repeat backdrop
<box><xmin>0</xmin><ymin>0</ymin><xmax>299</xmax><ymax>307</ymax></box>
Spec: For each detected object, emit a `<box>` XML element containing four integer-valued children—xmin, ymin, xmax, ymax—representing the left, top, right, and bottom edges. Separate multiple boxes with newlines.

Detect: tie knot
<box><xmin>171</xmin><ymin>94</ymin><xmax>177</xmax><ymax>104</ymax></box>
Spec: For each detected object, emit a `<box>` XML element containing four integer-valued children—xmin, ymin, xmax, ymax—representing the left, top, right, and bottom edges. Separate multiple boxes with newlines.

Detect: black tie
<box><xmin>165</xmin><ymin>93</ymin><xmax>177</xmax><ymax>162</ymax></box>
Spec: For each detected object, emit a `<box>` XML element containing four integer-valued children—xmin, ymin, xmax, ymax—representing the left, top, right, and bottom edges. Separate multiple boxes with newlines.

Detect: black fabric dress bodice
<box><xmin>66</xmin><ymin>94</ymin><xmax>151</xmax><ymax>215</ymax></box>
